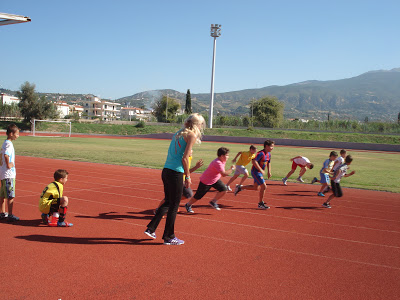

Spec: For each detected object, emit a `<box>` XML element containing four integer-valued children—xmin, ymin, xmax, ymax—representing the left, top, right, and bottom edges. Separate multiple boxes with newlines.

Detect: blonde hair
<box><xmin>176</xmin><ymin>113</ymin><xmax>205</xmax><ymax>144</ymax></box>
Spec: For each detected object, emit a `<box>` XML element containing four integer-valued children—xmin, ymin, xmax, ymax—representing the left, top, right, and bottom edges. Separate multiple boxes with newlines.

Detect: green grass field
<box><xmin>14</xmin><ymin>135</ymin><xmax>400</xmax><ymax>193</ymax></box>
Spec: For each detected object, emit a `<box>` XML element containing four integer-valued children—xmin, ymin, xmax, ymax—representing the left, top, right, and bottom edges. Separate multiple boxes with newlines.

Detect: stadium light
<box><xmin>209</xmin><ymin>24</ymin><xmax>221</xmax><ymax>129</ymax></box>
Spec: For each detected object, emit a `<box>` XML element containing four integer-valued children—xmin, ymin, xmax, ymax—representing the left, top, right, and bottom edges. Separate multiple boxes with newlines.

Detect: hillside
<box><xmin>116</xmin><ymin>68</ymin><xmax>400</xmax><ymax>121</ymax></box>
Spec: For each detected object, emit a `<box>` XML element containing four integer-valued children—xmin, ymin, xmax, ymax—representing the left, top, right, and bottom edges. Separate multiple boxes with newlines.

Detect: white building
<box><xmin>83</xmin><ymin>96</ymin><xmax>121</xmax><ymax>121</ymax></box>
<box><xmin>55</xmin><ymin>101</ymin><xmax>70</xmax><ymax>118</ymax></box>
<box><xmin>0</xmin><ymin>93</ymin><xmax>20</xmax><ymax>105</ymax></box>
<box><xmin>70</xmin><ymin>105</ymin><xmax>84</xmax><ymax>117</ymax></box>
<box><xmin>120</xmin><ymin>107</ymin><xmax>147</xmax><ymax>121</ymax></box>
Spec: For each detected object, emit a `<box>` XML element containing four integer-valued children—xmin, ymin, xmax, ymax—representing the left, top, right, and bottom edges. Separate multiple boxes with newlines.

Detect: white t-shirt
<box><xmin>0</xmin><ymin>139</ymin><xmax>16</xmax><ymax>180</ymax></box>
<box><xmin>332</xmin><ymin>156</ymin><xmax>345</xmax><ymax>171</ymax></box>
<box><xmin>293</xmin><ymin>156</ymin><xmax>310</xmax><ymax>166</ymax></box>
<box><xmin>334</xmin><ymin>164</ymin><xmax>349</xmax><ymax>183</ymax></box>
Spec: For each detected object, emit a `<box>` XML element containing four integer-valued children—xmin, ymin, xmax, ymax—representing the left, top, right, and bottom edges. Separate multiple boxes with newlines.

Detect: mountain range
<box><xmin>2</xmin><ymin>68</ymin><xmax>399</xmax><ymax>121</ymax></box>
<box><xmin>116</xmin><ymin>68</ymin><xmax>400</xmax><ymax>121</ymax></box>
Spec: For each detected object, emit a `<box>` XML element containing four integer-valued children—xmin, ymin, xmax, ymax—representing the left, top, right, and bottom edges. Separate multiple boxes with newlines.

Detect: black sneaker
<box><xmin>258</xmin><ymin>202</ymin><xmax>270</xmax><ymax>210</ymax></box>
<box><xmin>311</xmin><ymin>177</ymin><xmax>318</xmax><ymax>184</ymax></box>
<box><xmin>234</xmin><ymin>185</ymin><xmax>242</xmax><ymax>196</ymax></box>
<box><xmin>144</xmin><ymin>229</ymin><xmax>156</xmax><ymax>239</ymax></box>
<box><xmin>7</xmin><ymin>214</ymin><xmax>20</xmax><ymax>222</ymax></box>
<box><xmin>185</xmin><ymin>203</ymin><xmax>194</xmax><ymax>213</ymax></box>
<box><xmin>322</xmin><ymin>202</ymin><xmax>331</xmax><ymax>208</ymax></box>
<box><xmin>209</xmin><ymin>201</ymin><xmax>221</xmax><ymax>211</ymax></box>
<box><xmin>41</xmin><ymin>213</ymin><xmax>49</xmax><ymax>225</ymax></box>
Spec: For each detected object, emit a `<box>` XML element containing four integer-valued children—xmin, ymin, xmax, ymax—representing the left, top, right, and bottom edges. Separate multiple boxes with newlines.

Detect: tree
<box><xmin>251</xmin><ymin>96</ymin><xmax>284</xmax><ymax>128</ymax></box>
<box><xmin>398</xmin><ymin>112</ymin><xmax>400</xmax><ymax>124</ymax></box>
<box><xmin>185</xmin><ymin>89</ymin><xmax>192</xmax><ymax>114</ymax></box>
<box><xmin>16</xmin><ymin>82</ymin><xmax>58</xmax><ymax>123</ymax></box>
<box><xmin>152</xmin><ymin>95</ymin><xmax>181</xmax><ymax>123</ymax></box>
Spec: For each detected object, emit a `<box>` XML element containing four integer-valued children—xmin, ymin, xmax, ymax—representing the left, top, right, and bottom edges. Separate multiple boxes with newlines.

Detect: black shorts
<box><xmin>49</xmin><ymin>198</ymin><xmax>61</xmax><ymax>214</ymax></box>
<box><xmin>193</xmin><ymin>179</ymin><xmax>227</xmax><ymax>200</ymax></box>
<box><xmin>331</xmin><ymin>182</ymin><xmax>343</xmax><ymax>197</ymax></box>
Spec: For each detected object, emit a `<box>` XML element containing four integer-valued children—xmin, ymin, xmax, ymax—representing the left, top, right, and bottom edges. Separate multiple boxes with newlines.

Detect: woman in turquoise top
<box><xmin>145</xmin><ymin>113</ymin><xmax>205</xmax><ymax>245</ymax></box>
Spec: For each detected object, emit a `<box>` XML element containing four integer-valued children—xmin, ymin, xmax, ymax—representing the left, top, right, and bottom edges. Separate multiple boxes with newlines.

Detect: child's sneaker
<box><xmin>163</xmin><ymin>237</ymin><xmax>185</xmax><ymax>245</ymax></box>
<box><xmin>311</xmin><ymin>177</ymin><xmax>318</xmax><ymax>184</ymax></box>
<box><xmin>144</xmin><ymin>229</ymin><xmax>156</xmax><ymax>239</ymax></box>
<box><xmin>185</xmin><ymin>203</ymin><xmax>194</xmax><ymax>213</ymax></box>
<box><xmin>226</xmin><ymin>185</ymin><xmax>232</xmax><ymax>192</ymax></box>
<box><xmin>322</xmin><ymin>202</ymin><xmax>331</xmax><ymax>208</ymax></box>
<box><xmin>282</xmin><ymin>178</ymin><xmax>287</xmax><ymax>186</ymax></box>
<box><xmin>296</xmin><ymin>177</ymin><xmax>304</xmax><ymax>183</ymax></box>
<box><xmin>318</xmin><ymin>192</ymin><xmax>325</xmax><ymax>197</ymax></box>
<box><xmin>258</xmin><ymin>202</ymin><xmax>270</xmax><ymax>210</ymax></box>
<box><xmin>57</xmin><ymin>221</ymin><xmax>73</xmax><ymax>227</ymax></box>
<box><xmin>41</xmin><ymin>213</ymin><xmax>49</xmax><ymax>225</ymax></box>
<box><xmin>0</xmin><ymin>212</ymin><xmax>8</xmax><ymax>220</ymax></box>
<box><xmin>209</xmin><ymin>201</ymin><xmax>221</xmax><ymax>211</ymax></box>
<box><xmin>7</xmin><ymin>214</ymin><xmax>19</xmax><ymax>222</ymax></box>
<box><xmin>234</xmin><ymin>184</ymin><xmax>242</xmax><ymax>196</ymax></box>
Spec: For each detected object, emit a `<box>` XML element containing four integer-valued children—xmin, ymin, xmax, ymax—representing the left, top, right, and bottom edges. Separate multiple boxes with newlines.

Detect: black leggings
<box><xmin>147</xmin><ymin>168</ymin><xmax>183</xmax><ymax>240</ymax></box>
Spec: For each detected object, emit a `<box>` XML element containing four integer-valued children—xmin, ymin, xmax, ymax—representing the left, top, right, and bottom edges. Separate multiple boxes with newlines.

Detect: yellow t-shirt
<box><xmin>236</xmin><ymin>151</ymin><xmax>256</xmax><ymax>167</ymax></box>
<box><xmin>39</xmin><ymin>181</ymin><xmax>64</xmax><ymax>214</ymax></box>
<box><xmin>183</xmin><ymin>156</ymin><xmax>193</xmax><ymax>180</ymax></box>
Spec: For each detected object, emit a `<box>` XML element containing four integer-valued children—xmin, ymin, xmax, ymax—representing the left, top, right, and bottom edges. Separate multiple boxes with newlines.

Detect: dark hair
<box><xmin>340</xmin><ymin>149</ymin><xmax>347</xmax><ymax>155</ymax></box>
<box><xmin>249</xmin><ymin>145</ymin><xmax>256</xmax><ymax>150</ymax></box>
<box><xmin>54</xmin><ymin>169</ymin><xmax>69</xmax><ymax>181</ymax></box>
<box><xmin>345</xmin><ymin>155</ymin><xmax>353</xmax><ymax>164</ymax></box>
<box><xmin>309</xmin><ymin>163</ymin><xmax>314</xmax><ymax>169</ymax></box>
<box><xmin>6</xmin><ymin>123</ymin><xmax>19</xmax><ymax>136</ymax></box>
<box><xmin>217</xmin><ymin>147</ymin><xmax>229</xmax><ymax>157</ymax></box>
<box><xmin>330</xmin><ymin>151</ymin><xmax>338</xmax><ymax>157</ymax></box>
<box><xmin>264</xmin><ymin>140</ymin><xmax>275</xmax><ymax>147</ymax></box>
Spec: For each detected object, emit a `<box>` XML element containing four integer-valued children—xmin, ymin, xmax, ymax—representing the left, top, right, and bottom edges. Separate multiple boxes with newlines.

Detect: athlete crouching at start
<box><xmin>39</xmin><ymin>169</ymin><xmax>73</xmax><ymax>227</ymax></box>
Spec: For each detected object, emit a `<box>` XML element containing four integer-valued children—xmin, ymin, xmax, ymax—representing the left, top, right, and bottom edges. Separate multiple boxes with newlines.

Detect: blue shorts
<box><xmin>251</xmin><ymin>169</ymin><xmax>265</xmax><ymax>185</ymax></box>
<box><xmin>320</xmin><ymin>173</ymin><xmax>330</xmax><ymax>184</ymax></box>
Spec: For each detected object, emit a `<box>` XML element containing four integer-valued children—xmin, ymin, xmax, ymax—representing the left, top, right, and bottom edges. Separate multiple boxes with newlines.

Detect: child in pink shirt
<box><xmin>185</xmin><ymin>147</ymin><xmax>234</xmax><ymax>213</ymax></box>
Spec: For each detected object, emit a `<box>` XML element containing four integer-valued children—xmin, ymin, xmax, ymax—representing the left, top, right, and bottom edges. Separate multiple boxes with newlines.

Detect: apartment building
<box><xmin>83</xmin><ymin>96</ymin><xmax>121</xmax><ymax>121</ymax></box>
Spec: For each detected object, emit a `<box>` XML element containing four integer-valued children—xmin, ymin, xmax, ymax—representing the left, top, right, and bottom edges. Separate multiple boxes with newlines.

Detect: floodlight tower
<box><xmin>209</xmin><ymin>24</ymin><xmax>221</xmax><ymax>129</ymax></box>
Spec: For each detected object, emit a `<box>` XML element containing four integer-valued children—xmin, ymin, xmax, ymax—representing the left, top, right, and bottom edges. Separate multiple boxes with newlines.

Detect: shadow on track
<box><xmin>15</xmin><ymin>234</ymin><xmax>161</xmax><ymax>245</ymax></box>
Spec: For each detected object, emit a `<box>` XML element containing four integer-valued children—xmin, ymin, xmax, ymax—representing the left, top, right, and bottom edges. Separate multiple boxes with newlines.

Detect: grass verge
<box><xmin>14</xmin><ymin>136</ymin><xmax>400</xmax><ymax>193</ymax></box>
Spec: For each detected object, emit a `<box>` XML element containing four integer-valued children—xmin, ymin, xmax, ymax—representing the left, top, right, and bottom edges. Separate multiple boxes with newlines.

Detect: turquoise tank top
<box><xmin>164</xmin><ymin>131</ymin><xmax>187</xmax><ymax>173</ymax></box>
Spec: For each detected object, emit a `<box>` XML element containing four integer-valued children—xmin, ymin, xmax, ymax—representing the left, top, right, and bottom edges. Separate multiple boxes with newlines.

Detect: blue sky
<box><xmin>1</xmin><ymin>0</ymin><xmax>399</xmax><ymax>100</ymax></box>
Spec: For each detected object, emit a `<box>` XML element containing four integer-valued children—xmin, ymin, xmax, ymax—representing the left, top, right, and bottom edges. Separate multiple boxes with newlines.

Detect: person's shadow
<box><xmin>275</xmin><ymin>206</ymin><xmax>322</xmax><ymax>210</ymax></box>
<box><xmin>75</xmin><ymin>210</ymin><xmax>155</xmax><ymax>221</ymax></box>
<box><xmin>15</xmin><ymin>234</ymin><xmax>160</xmax><ymax>245</ymax></box>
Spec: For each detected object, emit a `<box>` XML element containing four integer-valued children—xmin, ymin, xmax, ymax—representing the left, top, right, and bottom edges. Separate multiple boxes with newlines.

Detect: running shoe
<box><xmin>57</xmin><ymin>221</ymin><xmax>73</xmax><ymax>227</ymax></box>
<box><xmin>322</xmin><ymin>202</ymin><xmax>331</xmax><ymax>208</ymax></box>
<box><xmin>185</xmin><ymin>203</ymin><xmax>194</xmax><ymax>213</ymax></box>
<box><xmin>226</xmin><ymin>185</ymin><xmax>232</xmax><ymax>192</ymax></box>
<box><xmin>7</xmin><ymin>214</ymin><xmax>19</xmax><ymax>222</ymax></box>
<box><xmin>296</xmin><ymin>177</ymin><xmax>304</xmax><ymax>183</ymax></box>
<box><xmin>41</xmin><ymin>213</ymin><xmax>49</xmax><ymax>225</ymax></box>
<box><xmin>234</xmin><ymin>184</ymin><xmax>242</xmax><ymax>196</ymax></box>
<box><xmin>209</xmin><ymin>201</ymin><xmax>221</xmax><ymax>211</ymax></box>
<box><xmin>163</xmin><ymin>237</ymin><xmax>185</xmax><ymax>245</ymax></box>
<box><xmin>282</xmin><ymin>178</ymin><xmax>287</xmax><ymax>186</ymax></box>
<box><xmin>144</xmin><ymin>229</ymin><xmax>156</xmax><ymax>239</ymax></box>
<box><xmin>311</xmin><ymin>177</ymin><xmax>318</xmax><ymax>184</ymax></box>
<box><xmin>0</xmin><ymin>212</ymin><xmax>8</xmax><ymax>220</ymax></box>
<box><xmin>318</xmin><ymin>192</ymin><xmax>325</xmax><ymax>197</ymax></box>
<box><xmin>258</xmin><ymin>202</ymin><xmax>270</xmax><ymax>210</ymax></box>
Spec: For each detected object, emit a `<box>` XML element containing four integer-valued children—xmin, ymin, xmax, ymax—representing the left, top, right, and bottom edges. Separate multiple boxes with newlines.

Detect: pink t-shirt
<box><xmin>200</xmin><ymin>158</ymin><xmax>226</xmax><ymax>185</ymax></box>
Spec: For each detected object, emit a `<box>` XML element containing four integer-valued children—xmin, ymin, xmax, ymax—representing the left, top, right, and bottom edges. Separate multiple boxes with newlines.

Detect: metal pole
<box><xmin>166</xmin><ymin>93</ymin><xmax>168</xmax><ymax>121</ymax></box>
<box><xmin>209</xmin><ymin>37</ymin><xmax>217</xmax><ymax>128</ymax></box>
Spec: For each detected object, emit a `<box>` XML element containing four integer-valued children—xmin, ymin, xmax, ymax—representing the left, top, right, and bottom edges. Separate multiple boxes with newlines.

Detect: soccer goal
<box><xmin>32</xmin><ymin>119</ymin><xmax>72</xmax><ymax>137</ymax></box>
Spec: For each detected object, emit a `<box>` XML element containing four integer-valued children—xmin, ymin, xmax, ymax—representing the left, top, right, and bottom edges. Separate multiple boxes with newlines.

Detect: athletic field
<box><xmin>1</xmin><ymin>135</ymin><xmax>399</xmax><ymax>299</ymax></box>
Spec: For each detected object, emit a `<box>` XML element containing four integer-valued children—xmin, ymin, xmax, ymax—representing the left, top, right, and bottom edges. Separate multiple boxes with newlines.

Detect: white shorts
<box><xmin>234</xmin><ymin>165</ymin><xmax>249</xmax><ymax>176</ymax></box>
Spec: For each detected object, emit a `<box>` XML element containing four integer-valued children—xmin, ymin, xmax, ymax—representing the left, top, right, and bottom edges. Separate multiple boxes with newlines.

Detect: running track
<box><xmin>1</xmin><ymin>156</ymin><xmax>399</xmax><ymax>299</ymax></box>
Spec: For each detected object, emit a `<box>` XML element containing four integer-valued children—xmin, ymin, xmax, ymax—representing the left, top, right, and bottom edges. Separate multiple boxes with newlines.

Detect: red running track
<box><xmin>1</xmin><ymin>156</ymin><xmax>399</xmax><ymax>299</ymax></box>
